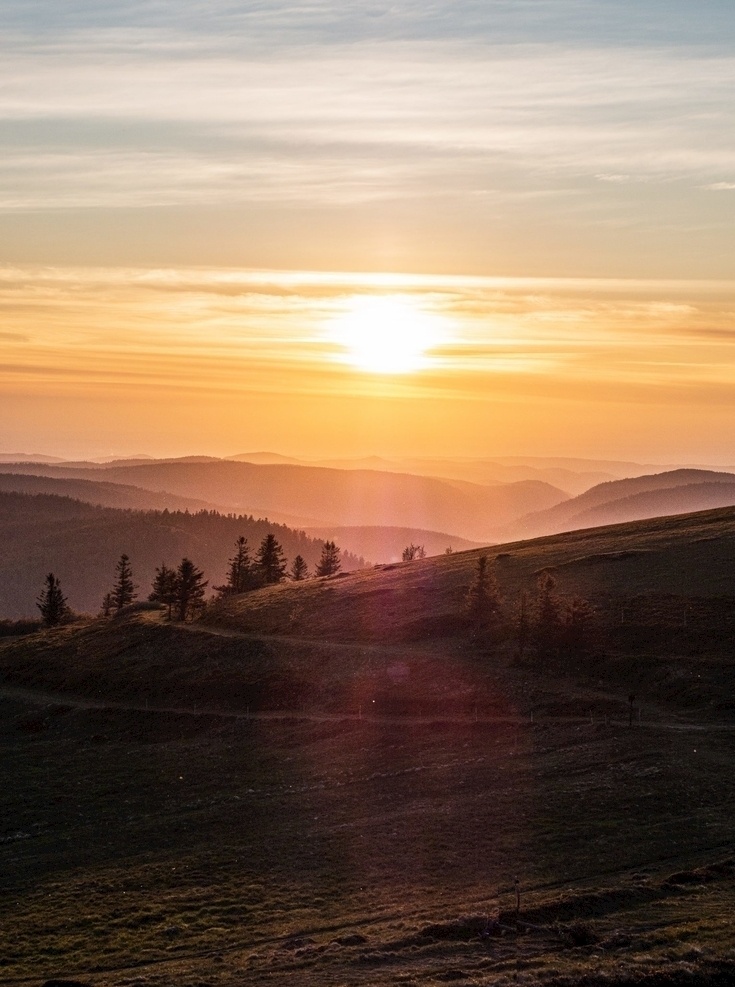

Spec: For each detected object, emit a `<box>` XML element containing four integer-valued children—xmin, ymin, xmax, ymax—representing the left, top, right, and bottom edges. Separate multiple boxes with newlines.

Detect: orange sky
<box><xmin>2</xmin><ymin>3</ymin><xmax>735</xmax><ymax>463</ymax></box>
<box><xmin>3</xmin><ymin>267</ymin><xmax>735</xmax><ymax>464</ymax></box>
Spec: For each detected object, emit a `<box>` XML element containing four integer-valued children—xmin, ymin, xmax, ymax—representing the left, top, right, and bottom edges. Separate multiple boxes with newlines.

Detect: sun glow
<box><xmin>330</xmin><ymin>295</ymin><xmax>448</xmax><ymax>374</ymax></box>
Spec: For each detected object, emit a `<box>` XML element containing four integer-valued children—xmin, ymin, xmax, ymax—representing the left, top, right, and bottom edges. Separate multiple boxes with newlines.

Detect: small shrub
<box><xmin>555</xmin><ymin>921</ymin><xmax>599</xmax><ymax>946</ymax></box>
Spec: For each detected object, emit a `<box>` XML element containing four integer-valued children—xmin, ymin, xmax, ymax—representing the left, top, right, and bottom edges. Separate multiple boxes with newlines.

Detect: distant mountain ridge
<box><xmin>0</xmin><ymin>460</ymin><xmax>568</xmax><ymax>542</ymax></box>
<box><xmin>517</xmin><ymin>468</ymin><xmax>735</xmax><ymax>538</ymax></box>
<box><xmin>303</xmin><ymin>526</ymin><xmax>485</xmax><ymax>563</ymax></box>
<box><xmin>230</xmin><ymin>452</ymin><xmax>734</xmax><ymax>496</ymax></box>
<box><xmin>0</xmin><ymin>473</ymin><xmax>222</xmax><ymax>513</ymax></box>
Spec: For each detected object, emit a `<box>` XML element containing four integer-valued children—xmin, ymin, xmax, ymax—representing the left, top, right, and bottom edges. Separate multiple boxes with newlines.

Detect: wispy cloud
<box><xmin>1</xmin><ymin>2</ymin><xmax>734</xmax><ymax>277</ymax></box>
<box><xmin>0</xmin><ymin>39</ymin><xmax>733</xmax><ymax>213</ymax></box>
<box><xmin>3</xmin><ymin>264</ymin><xmax>735</xmax><ymax>460</ymax></box>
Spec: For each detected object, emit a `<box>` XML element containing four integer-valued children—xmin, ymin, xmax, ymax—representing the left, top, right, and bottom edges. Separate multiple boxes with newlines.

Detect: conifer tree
<box><xmin>465</xmin><ymin>554</ymin><xmax>502</xmax><ymax>630</ymax></box>
<box><xmin>516</xmin><ymin>589</ymin><xmax>530</xmax><ymax>660</ymax></box>
<box><xmin>37</xmin><ymin>573</ymin><xmax>71</xmax><ymax>627</ymax></box>
<box><xmin>291</xmin><ymin>554</ymin><xmax>309</xmax><ymax>581</ymax></box>
<box><xmin>149</xmin><ymin>563</ymin><xmax>178</xmax><ymax>620</ymax></box>
<box><xmin>255</xmin><ymin>534</ymin><xmax>287</xmax><ymax>585</ymax></box>
<box><xmin>111</xmin><ymin>553</ymin><xmax>137</xmax><ymax>611</ymax></box>
<box><xmin>561</xmin><ymin>596</ymin><xmax>595</xmax><ymax>656</ymax></box>
<box><xmin>214</xmin><ymin>536</ymin><xmax>253</xmax><ymax>596</ymax></box>
<box><xmin>101</xmin><ymin>592</ymin><xmax>114</xmax><ymax>618</ymax></box>
<box><xmin>174</xmin><ymin>557</ymin><xmax>208</xmax><ymax>621</ymax></box>
<box><xmin>315</xmin><ymin>540</ymin><xmax>341</xmax><ymax>577</ymax></box>
<box><xmin>534</xmin><ymin>571</ymin><xmax>563</xmax><ymax>656</ymax></box>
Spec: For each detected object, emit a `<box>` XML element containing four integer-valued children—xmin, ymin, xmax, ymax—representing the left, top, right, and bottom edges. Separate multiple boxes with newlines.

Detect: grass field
<box><xmin>3</xmin><ymin>507</ymin><xmax>735</xmax><ymax>986</ymax></box>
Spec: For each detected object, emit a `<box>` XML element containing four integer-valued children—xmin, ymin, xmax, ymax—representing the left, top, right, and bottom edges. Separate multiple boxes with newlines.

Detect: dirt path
<box><xmin>150</xmin><ymin>615</ymin><xmax>723</xmax><ymax>730</ymax></box>
<box><xmin>3</xmin><ymin>613</ymin><xmax>731</xmax><ymax>731</ymax></box>
<box><xmin>2</xmin><ymin>680</ymin><xmax>733</xmax><ymax>732</ymax></box>
<box><xmin>149</xmin><ymin>611</ymin><xmax>447</xmax><ymax>657</ymax></box>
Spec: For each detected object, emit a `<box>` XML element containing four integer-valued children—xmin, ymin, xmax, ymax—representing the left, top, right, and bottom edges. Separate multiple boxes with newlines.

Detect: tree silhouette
<box><xmin>149</xmin><ymin>562</ymin><xmax>178</xmax><ymax>620</ymax></box>
<box><xmin>315</xmin><ymin>540</ymin><xmax>341</xmax><ymax>577</ymax></box>
<box><xmin>291</xmin><ymin>554</ymin><xmax>309</xmax><ymax>581</ymax></box>
<box><xmin>465</xmin><ymin>554</ymin><xmax>502</xmax><ymax>632</ymax></box>
<box><xmin>214</xmin><ymin>536</ymin><xmax>253</xmax><ymax>596</ymax></box>
<box><xmin>561</xmin><ymin>595</ymin><xmax>596</xmax><ymax>656</ymax></box>
<box><xmin>101</xmin><ymin>592</ymin><xmax>114</xmax><ymax>618</ymax></box>
<box><xmin>37</xmin><ymin>572</ymin><xmax>71</xmax><ymax>627</ymax></box>
<box><xmin>534</xmin><ymin>571</ymin><xmax>563</xmax><ymax>657</ymax></box>
<box><xmin>174</xmin><ymin>558</ymin><xmax>208</xmax><ymax>621</ymax></box>
<box><xmin>516</xmin><ymin>589</ymin><xmax>530</xmax><ymax>660</ymax></box>
<box><xmin>111</xmin><ymin>553</ymin><xmax>137</xmax><ymax>611</ymax></box>
<box><xmin>402</xmin><ymin>544</ymin><xmax>426</xmax><ymax>562</ymax></box>
<box><xmin>255</xmin><ymin>534</ymin><xmax>287</xmax><ymax>585</ymax></box>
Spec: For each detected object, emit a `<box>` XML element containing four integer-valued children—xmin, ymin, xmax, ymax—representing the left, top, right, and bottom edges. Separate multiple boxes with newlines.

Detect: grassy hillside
<box><xmin>201</xmin><ymin>505</ymin><xmax>735</xmax><ymax>645</ymax></box>
<box><xmin>3</xmin><ymin>506</ymin><xmax>735</xmax><ymax>985</ymax></box>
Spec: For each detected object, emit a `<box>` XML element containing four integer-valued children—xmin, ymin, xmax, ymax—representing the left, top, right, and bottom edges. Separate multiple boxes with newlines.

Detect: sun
<box><xmin>330</xmin><ymin>295</ymin><xmax>446</xmax><ymax>375</ymax></box>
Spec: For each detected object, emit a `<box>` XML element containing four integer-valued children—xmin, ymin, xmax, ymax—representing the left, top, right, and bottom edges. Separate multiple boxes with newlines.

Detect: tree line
<box><xmin>35</xmin><ymin>542</ymin><xmax>596</xmax><ymax>657</ymax></box>
<box><xmin>465</xmin><ymin>554</ymin><xmax>596</xmax><ymax>659</ymax></box>
<box><xmin>36</xmin><ymin>534</ymin><xmax>345</xmax><ymax>627</ymax></box>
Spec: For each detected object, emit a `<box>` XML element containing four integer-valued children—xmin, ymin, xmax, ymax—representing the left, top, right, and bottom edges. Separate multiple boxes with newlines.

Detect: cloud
<box><xmin>702</xmin><ymin>182</ymin><xmax>735</xmax><ymax>190</ymax></box>
<box><xmin>0</xmin><ymin>40</ymin><xmax>733</xmax><ymax>215</ymax></box>
<box><xmin>5</xmin><ymin>1</ymin><xmax>735</xmax><ymax>49</ymax></box>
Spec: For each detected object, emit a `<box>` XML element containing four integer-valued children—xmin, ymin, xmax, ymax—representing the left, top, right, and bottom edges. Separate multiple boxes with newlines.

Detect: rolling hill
<box><xmin>233</xmin><ymin>452</ymin><xmax>733</xmax><ymax>495</ymax></box>
<box><xmin>0</xmin><ymin>459</ymin><xmax>568</xmax><ymax>542</ymax></box>
<box><xmin>0</xmin><ymin>472</ymin><xmax>222</xmax><ymax>513</ymax></box>
<box><xmin>516</xmin><ymin>468</ymin><xmax>735</xmax><ymax>538</ymax></box>
<box><xmin>302</xmin><ymin>525</ymin><xmax>484</xmax><ymax>562</ymax></box>
<box><xmin>3</xmin><ymin>504</ymin><xmax>735</xmax><ymax>986</ymax></box>
<box><xmin>202</xmin><ymin>503</ymin><xmax>735</xmax><ymax>643</ymax></box>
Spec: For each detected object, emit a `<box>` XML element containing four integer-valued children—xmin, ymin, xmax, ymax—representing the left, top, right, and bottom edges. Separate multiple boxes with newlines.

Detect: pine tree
<box><xmin>214</xmin><ymin>536</ymin><xmax>253</xmax><ymax>596</ymax></box>
<box><xmin>101</xmin><ymin>592</ymin><xmax>114</xmax><ymax>618</ymax></box>
<box><xmin>561</xmin><ymin>596</ymin><xmax>595</xmax><ymax>656</ymax></box>
<box><xmin>174</xmin><ymin>557</ymin><xmax>208</xmax><ymax>621</ymax></box>
<box><xmin>149</xmin><ymin>563</ymin><xmax>178</xmax><ymax>620</ymax></box>
<box><xmin>516</xmin><ymin>590</ymin><xmax>530</xmax><ymax>660</ymax></box>
<box><xmin>315</xmin><ymin>540</ymin><xmax>341</xmax><ymax>577</ymax></box>
<box><xmin>534</xmin><ymin>571</ymin><xmax>563</xmax><ymax>657</ymax></box>
<box><xmin>255</xmin><ymin>534</ymin><xmax>287</xmax><ymax>585</ymax></box>
<box><xmin>37</xmin><ymin>573</ymin><xmax>71</xmax><ymax>627</ymax></box>
<box><xmin>291</xmin><ymin>555</ymin><xmax>309</xmax><ymax>581</ymax></box>
<box><xmin>111</xmin><ymin>553</ymin><xmax>137</xmax><ymax>611</ymax></box>
<box><xmin>465</xmin><ymin>554</ymin><xmax>502</xmax><ymax>631</ymax></box>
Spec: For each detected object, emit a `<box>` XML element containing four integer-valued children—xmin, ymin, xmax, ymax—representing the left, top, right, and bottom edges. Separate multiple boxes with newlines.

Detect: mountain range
<box><xmin>0</xmin><ymin>459</ymin><xmax>567</xmax><ymax>542</ymax></box>
<box><xmin>4</xmin><ymin>455</ymin><xmax>735</xmax><ymax>559</ymax></box>
<box><xmin>516</xmin><ymin>468</ymin><xmax>735</xmax><ymax>538</ymax></box>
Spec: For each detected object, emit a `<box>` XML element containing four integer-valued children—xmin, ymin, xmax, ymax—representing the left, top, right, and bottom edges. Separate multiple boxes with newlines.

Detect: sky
<box><xmin>2</xmin><ymin>1</ymin><xmax>735</xmax><ymax>462</ymax></box>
